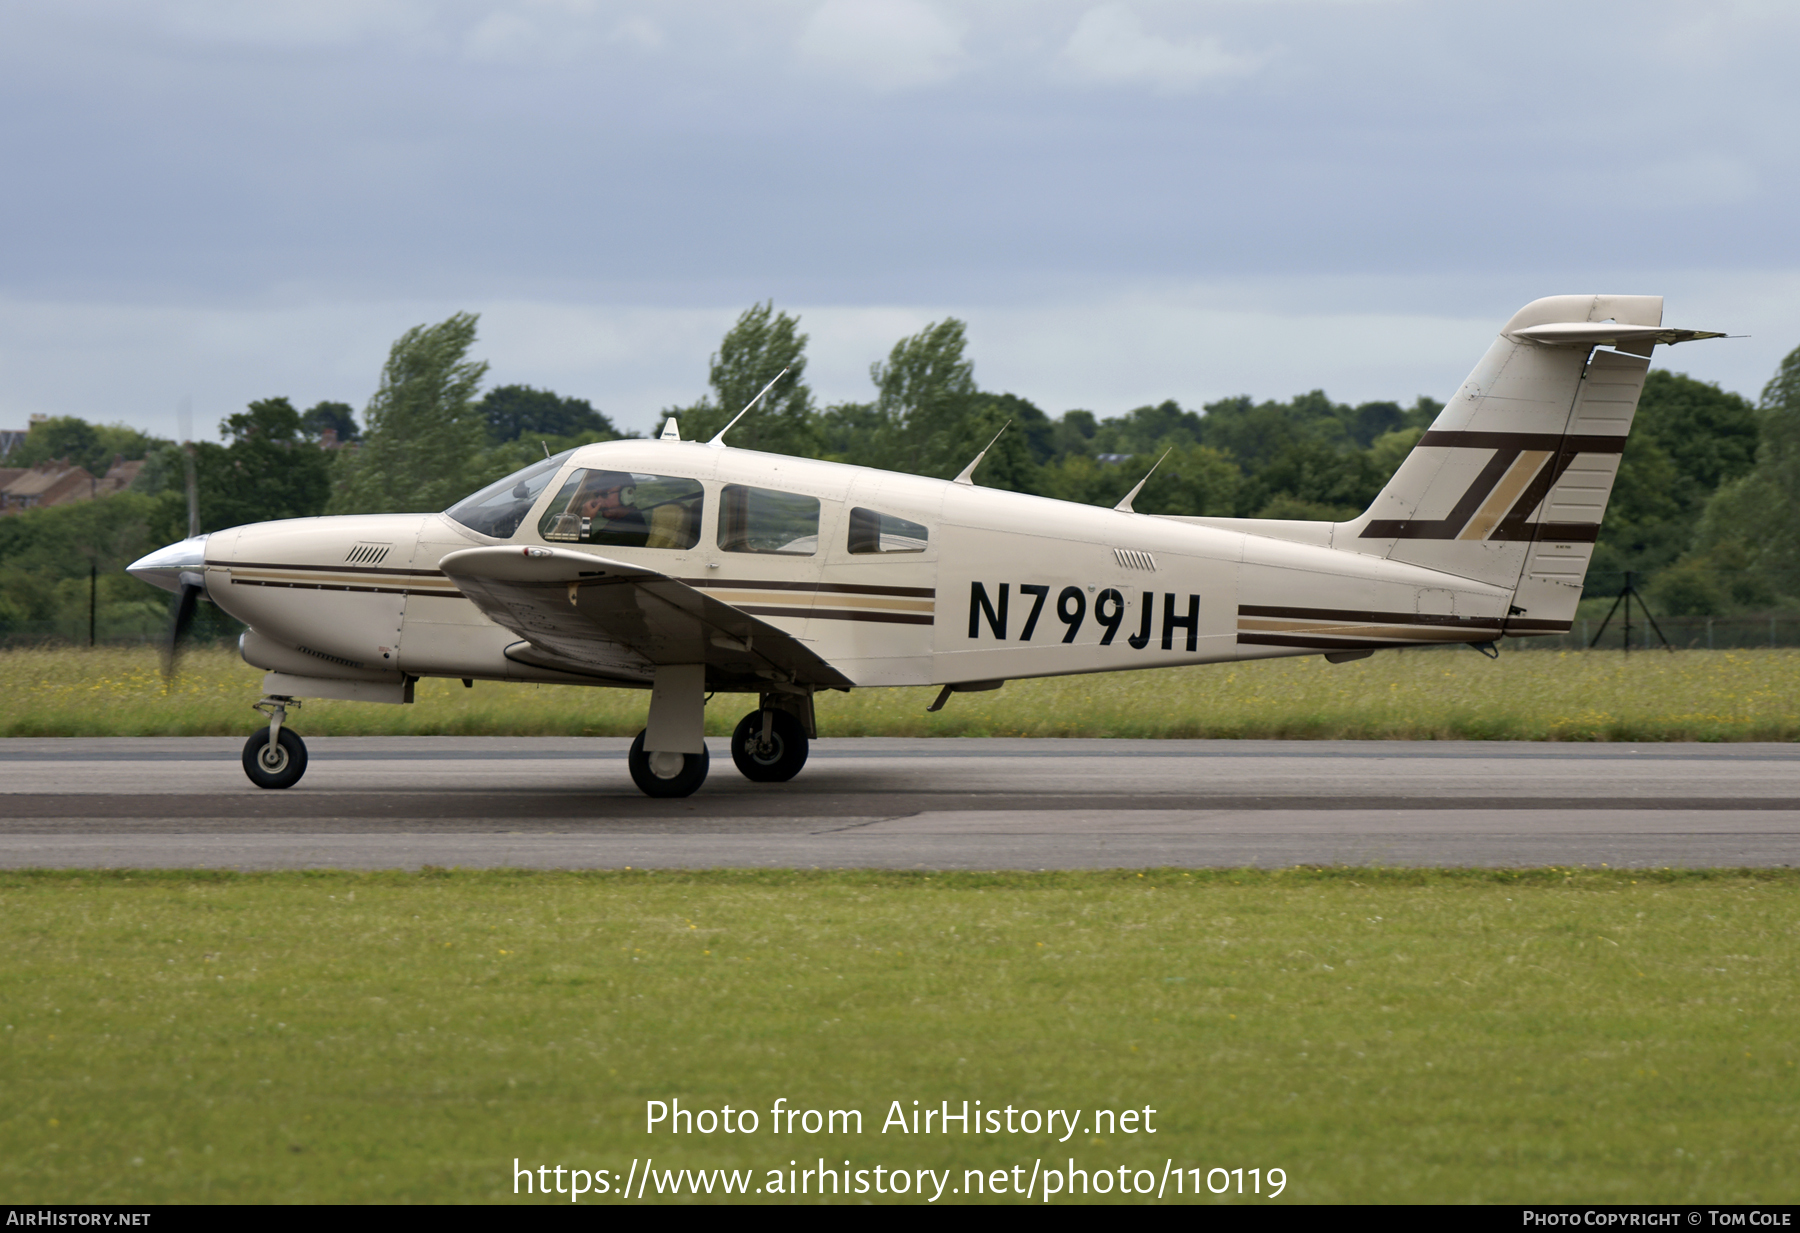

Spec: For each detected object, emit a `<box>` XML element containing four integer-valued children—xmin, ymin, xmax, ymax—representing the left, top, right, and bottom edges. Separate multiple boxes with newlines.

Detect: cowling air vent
<box><xmin>1114</xmin><ymin>548</ymin><xmax>1157</xmax><ymax>571</ymax></box>
<box><xmin>299</xmin><ymin>645</ymin><xmax>365</xmax><ymax>669</ymax></box>
<box><xmin>345</xmin><ymin>543</ymin><xmax>391</xmax><ymax>565</ymax></box>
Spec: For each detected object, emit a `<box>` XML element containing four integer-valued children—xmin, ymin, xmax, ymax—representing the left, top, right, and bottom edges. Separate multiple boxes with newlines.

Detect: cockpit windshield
<box><xmin>445</xmin><ymin>451</ymin><xmax>575</xmax><ymax>538</ymax></box>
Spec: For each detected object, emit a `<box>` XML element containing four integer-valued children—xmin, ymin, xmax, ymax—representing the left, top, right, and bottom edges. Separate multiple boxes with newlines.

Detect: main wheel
<box><xmin>242</xmin><ymin>727</ymin><xmax>308</xmax><ymax>789</ymax></box>
<box><xmin>627</xmin><ymin>729</ymin><xmax>710</xmax><ymax>798</ymax></box>
<box><xmin>730</xmin><ymin>709</ymin><xmax>808</xmax><ymax>783</ymax></box>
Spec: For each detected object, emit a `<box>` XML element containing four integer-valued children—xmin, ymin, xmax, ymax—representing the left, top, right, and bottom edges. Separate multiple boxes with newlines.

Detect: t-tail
<box><xmin>1262</xmin><ymin>294</ymin><xmax>1723</xmax><ymax>638</ymax></box>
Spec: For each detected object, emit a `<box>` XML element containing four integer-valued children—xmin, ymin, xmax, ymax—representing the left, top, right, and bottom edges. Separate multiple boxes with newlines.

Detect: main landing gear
<box><xmin>243</xmin><ymin>696</ymin><xmax>308</xmax><ymax>789</ymax></box>
<box><xmin>730</xmin><ymin>708</ymin><xmax>808</xmax><ymax>782</ymax></box>
<box><xmin>625</xmin><ymin>677</ymin><xmax>816</xmax><ymax>798</ymax></box>
<box><xmin>625</xmin><ymin>706</ymin><xmax>812</xmax><ymax>797</ymax></box>
<box><xmin>627</xmin><ymin>731</ymin><xmax>710</xmax><ymax>798</ymax></box>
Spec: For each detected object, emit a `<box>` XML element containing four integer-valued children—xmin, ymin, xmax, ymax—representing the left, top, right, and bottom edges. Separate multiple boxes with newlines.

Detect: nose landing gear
<box><xmin>243</xmin><ymin>696</ymin><xmax>308</xmax><ymax>789</ymax></box>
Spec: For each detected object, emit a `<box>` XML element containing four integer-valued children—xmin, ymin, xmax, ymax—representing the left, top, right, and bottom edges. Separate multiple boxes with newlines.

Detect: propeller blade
<box><xmin>162</xmin><ymin>581</ymin><xmax>201</xmax><ymax>685</ymax></box>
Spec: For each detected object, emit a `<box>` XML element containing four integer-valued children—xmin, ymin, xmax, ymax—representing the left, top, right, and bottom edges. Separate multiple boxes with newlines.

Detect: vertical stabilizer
<box><xmin>1340</xmin><ymin>294</ymin><xmax>1683</xmax><ymax>635</ymax></box>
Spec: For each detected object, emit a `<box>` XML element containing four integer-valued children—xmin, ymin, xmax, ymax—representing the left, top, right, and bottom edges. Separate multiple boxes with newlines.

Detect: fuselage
<box><xmin>172</xmin><ymin>439</ymin><xmax>1517</xmax><ymax>693</ymax></box>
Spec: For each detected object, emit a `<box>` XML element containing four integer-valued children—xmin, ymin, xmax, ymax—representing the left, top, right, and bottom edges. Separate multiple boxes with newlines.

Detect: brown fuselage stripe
<box><xmin>228</xmin><ymin>578</ymin><xmax>453</xmax><ymax>598</ymax></box>
<box><xmin>1239</xmin><ymin>604</ymin><xmax>1503</xmax><ymax>629</ymax></box>
<box><xmin>214</xmin><ymin>559</ymin><xmax>447</xmax><ymax>577</ymax></box>
<box><xmin>681</xmin><ymin>578</ymin><xmax>935</xmax><ymax>598</ymax></box>
<box><xmin>735</xmin><ymin>605</ymin><xmax>934</xmax><ymax>626</ymax></box>
<box><xmin>213</xmin><ymin>559</ymin><xmax>934</xmax><ymax>599</ymax></box>
<box><xmin>1239</xmin><ymin>633</ymin><xmax>1464</xmax><ymax>651</ymax></box>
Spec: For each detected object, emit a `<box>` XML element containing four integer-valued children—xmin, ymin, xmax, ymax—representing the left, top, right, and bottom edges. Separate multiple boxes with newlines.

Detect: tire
<box><xmin>730</xmin><ymin>709</ymin><xmax>809</xmax><ymax>783</ymax></box>
<box><xmin>627</xmin><ymin>729</ymin><xmax>710</xmax><ymax>798</ymax></box>
<box><xmin>242</xmin><ymin>727</ymin><xmax>308</xmax><ymax>789</ymax></box>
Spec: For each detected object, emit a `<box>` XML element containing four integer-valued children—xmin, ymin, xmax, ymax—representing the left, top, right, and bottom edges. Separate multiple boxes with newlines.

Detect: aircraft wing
<box><xmin>437</xmin><ymin>546</ymin><xmax>854</xmax><ymax>691</ymax></box>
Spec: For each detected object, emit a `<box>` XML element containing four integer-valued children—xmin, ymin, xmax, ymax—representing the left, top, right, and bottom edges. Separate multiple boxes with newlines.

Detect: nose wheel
<box><xmin>243</xmin><ymin>696</ymin><xmax>308</xmax><ymax>789</ymax></box>
<box><xmin>730</xmin><ymin>708</ymin><xmax>809</xmax><ymax>782</ymax></box>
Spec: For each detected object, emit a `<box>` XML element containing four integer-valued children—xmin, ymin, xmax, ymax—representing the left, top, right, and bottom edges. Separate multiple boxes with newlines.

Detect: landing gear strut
<box><xmin>243</xmin><ymin>696</ymin><xmax>308</xmax><ymax>789</ymax></box>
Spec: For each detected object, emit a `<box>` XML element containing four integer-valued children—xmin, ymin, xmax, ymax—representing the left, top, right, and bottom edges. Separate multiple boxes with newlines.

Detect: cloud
<box><xmin>610</xmin><ymin>15</ymin><xmax>663</xmax><ymax>52</ymax></box>
<box><xmin>461</xmin><ymin>9</ymin><xmax>545</xmax><ymax>62</ymax></box>
<box><xmin>796</xmin><ymin>0</ymin><xmax>966</xmax><ymax>91</ymax></box>
<box><xmin>1059</xmin><ymin>4</ymin><xmax>1258</xmax><ymax>93</ymax></box>
<box><xmin>158</xmin><ymin>0</ymin><xmax>433</xmax><ymax>49</ymax></box>
<box><xmin>1630</xmin><ymin>155</ymin><xmax>1760</xmax><ymax>208</ymax></box>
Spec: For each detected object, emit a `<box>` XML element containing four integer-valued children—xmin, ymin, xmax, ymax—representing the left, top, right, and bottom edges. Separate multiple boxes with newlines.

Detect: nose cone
<box><xmin>127</xmin><ymin>534</ymin><xmax>210</xmax><ymax>594</ymax></box>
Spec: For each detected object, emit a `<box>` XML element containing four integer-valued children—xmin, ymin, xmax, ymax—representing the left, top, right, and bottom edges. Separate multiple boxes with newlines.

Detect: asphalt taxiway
<box><xmin>2</xmin><ymin>737</ymin><xmax>1795</xmax><ymax>870</ymax></box>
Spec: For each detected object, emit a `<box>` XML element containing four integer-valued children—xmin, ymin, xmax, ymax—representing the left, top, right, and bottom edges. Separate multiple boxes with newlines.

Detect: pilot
<box><xmin>574</xmin><ymin>471</ymin><xmax>649</xmax><ymax>547</ymax></box>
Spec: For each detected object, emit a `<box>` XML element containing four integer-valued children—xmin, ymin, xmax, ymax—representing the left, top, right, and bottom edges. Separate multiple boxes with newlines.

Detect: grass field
<box><xmin>5</xmin><ymin>644</ymin><xmax>1800</xmax><ymax>741</ymax></box>
<box><xmin>2</xmin><ymin>868</ymin><xmax>1795</xmax><ymax>1205</ymax></box>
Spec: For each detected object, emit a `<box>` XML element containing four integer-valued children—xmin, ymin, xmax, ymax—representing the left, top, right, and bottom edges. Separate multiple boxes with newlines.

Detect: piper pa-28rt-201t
<box><xmin>129</xmin><ymin>295</ymin><xmax>1723</xmax><ymax>797</ymax></box>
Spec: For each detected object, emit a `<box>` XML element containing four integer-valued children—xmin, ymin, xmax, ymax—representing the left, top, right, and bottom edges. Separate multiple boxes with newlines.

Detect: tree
<box><xmin>10</xmin><ymin>417</ymin><xmax>169</xmax><ymax>476</ymax></box>
<box><xmin>328</xmin><ymin>313</ymin><xmax>490</xmax><ymax>515</ymax></box>
<box><xmin>817</xmin><ymin>400</ymin><xmax>885</xmax><ymax>462</ymax></box>
<box><xmin>479</xmin><ymin>385</ymin><xmax>616</xmax><ymax>445</ymax></box>
<box><xmin>1593</xmin><ymin>370</ymin><xmax>1761</xmax><ymax>591</ymax></box>
<box><xmin>10</xmin><ymin>416</ymin><xmax>99</xmax><ymax>473</ymax></box>
<box><xmin>1693</xmin><ymin>342</ymin><xmax>1800</xmax><ymax>601</ymax></box>
<box><xmin>301</xmin><ymin>401</ymin><xmax>360</xmax><ymax>443</ymax></box>
<box><xmin>866</xmin><ymin>318</ymin><xmax>986</xmax><ymax>478</ymax></box>
<box><xmin>189</xmin><ymin>398</ymin><xmax>332</xmax><ymax>531</ymax></box>
<box><xmin>657</xmin><ymin>303</ymin><xmax>820</xmax><ymax>457</ymax></box>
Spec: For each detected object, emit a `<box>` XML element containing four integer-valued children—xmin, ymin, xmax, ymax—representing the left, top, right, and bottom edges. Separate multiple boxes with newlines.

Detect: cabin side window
<box><xmin>847</xmin><ymin>507</ymin><xmax>928</xmax><ymax>554</ymax></box>
<box><xmin>538</xmin><ymin>470</ymin><xmax>704</xmax><ymax>550</ymax></box>
<box><xmin>718</xmin><ymin>485</ymin><xmax>820</xmax><ymax>556</ymax></box>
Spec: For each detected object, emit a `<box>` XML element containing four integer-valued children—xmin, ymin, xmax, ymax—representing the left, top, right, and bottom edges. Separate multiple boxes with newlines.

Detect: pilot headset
<box><xmin>583</xmin><ymin>474</ymin><xmax>637</xmax><ymax>507</ymax></box>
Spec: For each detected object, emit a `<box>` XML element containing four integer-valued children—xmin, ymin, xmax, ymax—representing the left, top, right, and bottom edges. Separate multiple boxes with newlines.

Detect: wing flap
<box><xmin>438</xmin><ymin>546</ymin><xmax>852</xmax><ymax>690</ymax></box>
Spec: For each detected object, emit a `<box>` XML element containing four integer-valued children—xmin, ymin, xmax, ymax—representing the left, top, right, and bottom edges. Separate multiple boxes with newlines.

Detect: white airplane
<box><xmin>129</xmin><ymin>295</ymin><xmax>1721</xmax><ymax>797</ymax></box>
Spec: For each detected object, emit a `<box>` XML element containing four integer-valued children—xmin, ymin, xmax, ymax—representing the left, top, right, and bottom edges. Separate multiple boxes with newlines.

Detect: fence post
<box><xmin>1707</xmin><ymin>617</ymin><xmax>1713</xmax><ymax>651</ymax></box>
<box><xmin>1773</xmin><ymin>616</ymin><xmax>1779</xmax><ymax>649</ymax></box>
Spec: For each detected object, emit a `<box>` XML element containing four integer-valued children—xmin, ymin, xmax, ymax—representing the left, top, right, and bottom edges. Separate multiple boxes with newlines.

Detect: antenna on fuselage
<box><xmin>952</xmin><ymin>420</ymin><xmax>1012</xmax><ymax>486</ymax></box>
<box><xmin>1113</xmin><ymin>448</ymin><xmax>1171</xmax><ymax>513</ymax></box>
<box><xmin>660</xmin><ymin>418</ymin><xmax>681</xmax><ymax>441</ymax></box>
<box><xmin>707</xmin><ymin>367</ymin><xmax>790</xmax><ymax>449</ymax></box>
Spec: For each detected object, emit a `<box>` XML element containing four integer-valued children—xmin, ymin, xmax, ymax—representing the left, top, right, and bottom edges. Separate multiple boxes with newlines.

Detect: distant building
<box><xmin>0</xmin><ymin>455</ymin><xmax>141</xmax><ymax>515</ymax></box>
<box><xmin>0</xmin><ymin>459</ymin><xmax>95</xmax><ymax>513</ymax></box>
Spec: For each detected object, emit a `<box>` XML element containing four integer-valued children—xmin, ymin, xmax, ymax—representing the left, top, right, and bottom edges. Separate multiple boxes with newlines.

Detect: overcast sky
<box><xmin>3</xmin><ymin>0</ymin><xmax>1797</xmax><ymax>441</ymax></box>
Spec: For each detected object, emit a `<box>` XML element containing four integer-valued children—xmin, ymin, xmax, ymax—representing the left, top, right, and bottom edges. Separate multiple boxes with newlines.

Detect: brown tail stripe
<box><xmin>1361</xmin><ymin>431</ymin><xmax>1626</xmax><ymax>541</ymax></box>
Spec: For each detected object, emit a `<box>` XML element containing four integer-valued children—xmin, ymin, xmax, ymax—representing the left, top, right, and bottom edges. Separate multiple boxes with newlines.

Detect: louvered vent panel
<box><xmin>300</xmin><ymin>645</ymin><xmax>365</xmax><ymax>669</ymax></box>
<box><xmin>1113</xmin><ymin>548</ymin><xmax>1157</xmax><ymax>571</ymax></box>
<box><xmin>345</xmin><ymin>543</ymin><xmax>391</xmax><ymax>565</ymax></box>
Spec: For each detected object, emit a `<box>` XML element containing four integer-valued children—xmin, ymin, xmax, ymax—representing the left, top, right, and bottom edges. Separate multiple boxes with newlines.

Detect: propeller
<box><xmin>161</xmin><ymin>577</ymin><xmax>203</xmax><ymax>686</ymax></box>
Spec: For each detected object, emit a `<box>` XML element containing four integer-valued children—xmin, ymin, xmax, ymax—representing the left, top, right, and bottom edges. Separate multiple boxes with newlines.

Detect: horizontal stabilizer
<box><xmin>1510</xmin><ymin>321</ymin><xmax>1725</xmax><ymax>356</ymax></box>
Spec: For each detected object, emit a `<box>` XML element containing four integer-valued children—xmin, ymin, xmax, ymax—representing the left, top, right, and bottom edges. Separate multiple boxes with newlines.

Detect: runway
<box><xmin>3</xmin><ymin>736</ymin><xmax>1797</xmax><ymax>870</ymax></box>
